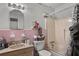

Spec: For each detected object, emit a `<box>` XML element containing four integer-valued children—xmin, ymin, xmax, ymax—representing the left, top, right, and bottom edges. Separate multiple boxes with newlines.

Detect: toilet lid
<box><xmin>39</xmin><ymin>50</ymin><xmax>51</xmax><ymax>56</ymax></box>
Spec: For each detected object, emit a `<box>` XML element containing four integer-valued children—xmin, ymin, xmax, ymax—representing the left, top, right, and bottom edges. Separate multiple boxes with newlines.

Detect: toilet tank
<box><xmin>33</xmin><ymin>41</ymin><xmax>45</xmax><ymax>51</ymax></box>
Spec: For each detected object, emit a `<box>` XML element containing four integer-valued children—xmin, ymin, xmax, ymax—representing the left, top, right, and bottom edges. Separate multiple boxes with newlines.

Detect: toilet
<box><xmin>33</xmin><ymin>41</ymin><xmax>51</xmax><ymax>56</ymax></box>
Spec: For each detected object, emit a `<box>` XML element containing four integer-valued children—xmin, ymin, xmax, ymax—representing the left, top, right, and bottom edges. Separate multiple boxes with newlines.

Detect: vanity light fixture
<box><xmin>8</xmin><ymin>3</ymin><xmax>25</xmax><ymax>10</ymax></box>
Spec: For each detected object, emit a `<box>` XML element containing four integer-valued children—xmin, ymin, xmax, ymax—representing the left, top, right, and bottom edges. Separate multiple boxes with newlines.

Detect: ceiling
<box><xmin>38</xmin><ymin>3</ymin><xmax>76</xmax><ymax>18</ymax></box>
<box><xmin>41</xmin><ymin>3</ymin><xmax>66</xmax><ymax>8</ymax></box>
<box><xmin>23</xmin><ymin>3</ymin><xmax>76</xmax><ymax>18</ymax></box>
<box><xmin>40</xmin><ymin>3</ymin><xmax>75</xmax><ymax>11</ymax></box>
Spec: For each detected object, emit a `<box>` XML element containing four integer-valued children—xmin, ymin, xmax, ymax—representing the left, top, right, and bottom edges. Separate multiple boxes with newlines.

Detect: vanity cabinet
<box><xmin>0</xmin><ymin>45</ymin><xmax>34</xmax><ymax>56</ymax></box>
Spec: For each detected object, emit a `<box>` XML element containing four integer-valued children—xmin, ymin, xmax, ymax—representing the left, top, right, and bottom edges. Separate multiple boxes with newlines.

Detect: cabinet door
<box><xmin>55</xmin><ymin>18</ymin><xmax>70</xmax><ymax>55</ymax></box>
<box><xmin>46</xmin><ymin>16</ymin><xmax>56</xmax><ymax>51</ymax></box>
<box><xmin>0</xmin><ymin>47</ymin><xmax>34</xmax><ymax>56</ymax></box>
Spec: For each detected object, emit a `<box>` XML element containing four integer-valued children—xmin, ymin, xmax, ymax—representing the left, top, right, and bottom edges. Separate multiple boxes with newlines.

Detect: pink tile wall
<box><xmin>0</xmin><ymin>29</ymin><xmax>46</xmax><ymax>42</ymax></box>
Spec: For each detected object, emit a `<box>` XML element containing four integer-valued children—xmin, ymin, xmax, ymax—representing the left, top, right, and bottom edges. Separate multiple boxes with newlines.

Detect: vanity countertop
<box><xmin>0</xmin><ymin>44</ymin><xmax>33</xmax><ymax>54</ymax></box>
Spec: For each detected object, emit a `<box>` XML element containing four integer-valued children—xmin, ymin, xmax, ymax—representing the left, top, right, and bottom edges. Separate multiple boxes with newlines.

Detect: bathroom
<box><xmin>0</xmin><ymin>3</ymin><xmax>78</xmax><ymax>56</ymax></box>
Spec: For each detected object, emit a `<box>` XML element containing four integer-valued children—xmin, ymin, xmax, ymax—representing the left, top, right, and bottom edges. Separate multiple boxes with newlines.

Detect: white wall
<box><xmin>23</xmin><ymin>3</ymin><xmax>52</xmax><ymax>29</ymax></box>
<box><xmin>0</xmin><ymin>3</ymin><xmax>74</xmax><ymax>29</ymax></box>
<box><xmin>0</xmin><ymin>3</ymin><xmax>52</xmax><ymax>29</ymax></box>
<box><xmin>0</xmin><ymin>4</ymin><xmax>9</xmax><ymax>29</ymax></box>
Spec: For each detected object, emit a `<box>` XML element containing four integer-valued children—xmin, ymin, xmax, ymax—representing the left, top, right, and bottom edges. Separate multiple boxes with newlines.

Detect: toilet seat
<box><xmin>38</xmin><ymin>50</ymin><xmax>51</xmax><ymax>56</ymax></box>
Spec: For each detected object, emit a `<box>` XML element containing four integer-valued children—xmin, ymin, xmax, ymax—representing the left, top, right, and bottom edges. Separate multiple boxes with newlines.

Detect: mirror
<box><xmin>9</xmin><ymin>9</ymin><xmax>24</xmax><ymax>30</ymax></box>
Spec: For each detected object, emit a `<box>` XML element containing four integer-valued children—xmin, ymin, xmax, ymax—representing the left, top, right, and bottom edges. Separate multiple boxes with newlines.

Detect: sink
<box><xmin>9</xmin><ymin>43</ymin><xmax>25</xmax><ymax>49</ymax></box>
